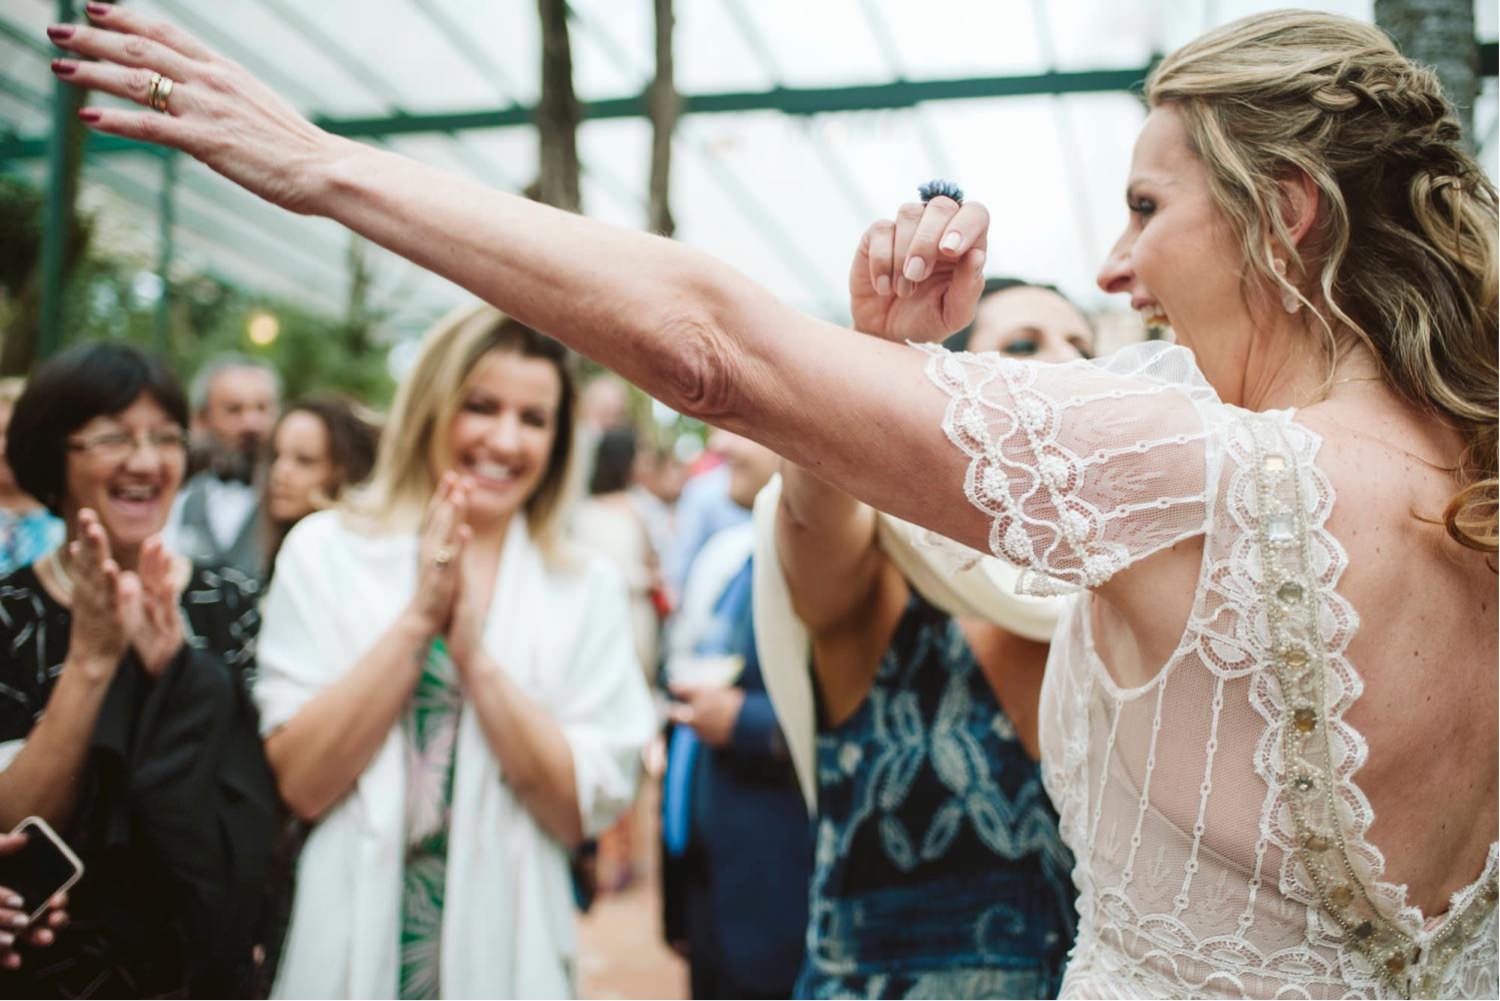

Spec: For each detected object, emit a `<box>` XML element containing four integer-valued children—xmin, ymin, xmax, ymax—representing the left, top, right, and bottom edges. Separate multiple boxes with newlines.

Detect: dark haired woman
<box><xmin>0</xmin><ymin>342</ymin><xmax>278</xmax><ymax>997</ymax></box>
<box><xmin>263</xmin><ymin>395</ymin><xmax>380</xmax><ymax>577</ymax></box>
<box><xmin>253</xmin><ymin>305</ymin><xmax>655</xmax><ymax>998</ymax></box>
<box><xmin>755</xmin><ymin>280</ymin><xmax>1092</xmax><ymax>998</ymax></box>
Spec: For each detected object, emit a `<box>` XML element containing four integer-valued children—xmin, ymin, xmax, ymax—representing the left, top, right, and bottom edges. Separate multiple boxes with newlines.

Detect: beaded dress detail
<box><xmin>918</xmin><ymin>340</ymin><xmax>1498</xmax><ymax>999</ymax></box>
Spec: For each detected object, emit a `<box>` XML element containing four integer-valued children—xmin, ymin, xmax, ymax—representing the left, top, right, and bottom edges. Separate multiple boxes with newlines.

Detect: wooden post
<box><xmin>535</xmin><ymin>0</ymin><xmax>581</xmax><ymax>212</ymax></box>
<box><xmin>648</xmin><ymin>0</ymin><xmax>678</xmax><ymax>237</ymax></box>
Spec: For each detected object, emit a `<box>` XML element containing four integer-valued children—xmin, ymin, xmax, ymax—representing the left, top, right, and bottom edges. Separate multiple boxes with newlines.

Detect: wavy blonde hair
<box><xmin>1147</xmin><ymin>9</ymin><xmax>1498</xmax><ymax>555</ymax></box>
<box><xmin>350</xmin><ymin>303</ymin><xmax>578</xmax><ymax>558</ymax></box>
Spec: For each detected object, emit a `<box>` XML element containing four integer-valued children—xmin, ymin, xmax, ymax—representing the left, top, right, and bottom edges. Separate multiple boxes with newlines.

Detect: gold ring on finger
<box><xmin>148</xmin><ymin>73</ymin><xmax>175</xmax><ymax>114</ymax></box>
<box><xmin>433</xmin><ymin>545</ymin><xmax>457</xmax><ymax>569</ymax></box>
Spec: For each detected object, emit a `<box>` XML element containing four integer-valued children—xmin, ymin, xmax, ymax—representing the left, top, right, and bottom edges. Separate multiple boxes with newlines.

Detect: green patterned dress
<box><xmin>399</xmin><ymin>639</ymin><xmax>464</xmax><ymax>1000</ymax></box>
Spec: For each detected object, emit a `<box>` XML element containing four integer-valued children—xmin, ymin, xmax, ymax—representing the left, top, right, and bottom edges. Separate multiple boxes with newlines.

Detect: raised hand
<box><xmin>133</xmin><ymin>536</ymin><xmax>184</xmax><ymax>677</ymax></box>
<box><xmin>66</xmin><ymin>509</ymin><xmax>137</xmax><ymax>672</ymax></box>
<box><xmin>407</xmin><ymin>474</ymin><xmax>470</xmax><ymax>637</ymax></box>
<box><xmin>848</xmin><ymin>196</ymin><xmax>990</xmax><ymax>343</ymax></box>
<box><xmin>48</xmin><ymin>3</ymin><xmax>342</xmax><ymax>215</ymax></box>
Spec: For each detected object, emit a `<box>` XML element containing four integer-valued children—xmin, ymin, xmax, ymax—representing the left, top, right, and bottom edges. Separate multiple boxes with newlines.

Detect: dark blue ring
<box><xmin>918</xmin><ymin>179</ymin><xmax>964</xmax><ymax>205</ymax></box>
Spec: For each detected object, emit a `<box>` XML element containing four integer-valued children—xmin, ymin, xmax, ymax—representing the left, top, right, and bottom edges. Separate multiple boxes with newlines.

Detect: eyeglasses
<box><xmin>67</xmin><ymin>428</ymin><xmax>188</xmax><ymax>462</ymax></box>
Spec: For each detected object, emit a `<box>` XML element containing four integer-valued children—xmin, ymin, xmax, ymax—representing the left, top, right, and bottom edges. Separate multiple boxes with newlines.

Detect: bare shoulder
<box><xmin>1293</xmin><ymin>400</ymin><xmax>1493</xmax><ymax>663</ymax></box>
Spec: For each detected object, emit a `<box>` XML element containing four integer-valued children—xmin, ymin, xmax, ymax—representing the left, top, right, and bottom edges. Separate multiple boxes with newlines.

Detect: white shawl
<box><xmin>750</xmin><ymin>475</ymin><xmax>1069</xmax><ymax>813</ymax></box>
<box><xmin>255</xmin><ymin>510</ymin><xmax>656</xmax><ymax>999</ymax></box>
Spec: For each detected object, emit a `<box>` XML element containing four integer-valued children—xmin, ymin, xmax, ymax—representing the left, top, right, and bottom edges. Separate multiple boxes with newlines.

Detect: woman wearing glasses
<box><xmin>0</xmin><ymin>343</ymin><xmax>279</xmax><ymax>998</ymax></box>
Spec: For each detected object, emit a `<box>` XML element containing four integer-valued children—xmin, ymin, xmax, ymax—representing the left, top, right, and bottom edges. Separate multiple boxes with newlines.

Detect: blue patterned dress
<box><xmin>796</xmin><ymin>592</ymin><xmax>1077</xmax><ymax>999</ymax></box>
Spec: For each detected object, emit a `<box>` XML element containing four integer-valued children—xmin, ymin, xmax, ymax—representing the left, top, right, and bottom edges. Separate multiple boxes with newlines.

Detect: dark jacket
<box><xmin>665</xmin><ymin>558</ymin><xmax>813</xmax><ymax>999</ymax></box>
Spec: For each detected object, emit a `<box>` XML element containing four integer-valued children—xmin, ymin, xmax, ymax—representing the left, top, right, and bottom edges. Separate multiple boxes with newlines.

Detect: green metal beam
<box><xmin>10</xmin><ymin>39</ymin><xmax>1496</xmax><ymax>163</ymax></box>
<box><xmin>38</xmin><ymin>0</ymin><xmax>76</xmax><ymax>361</ymax></box>
<box><xmin>319</xmin><ymin>66</ymin><xmax>1160</xmax><ymax>138</ymax></box>
<box><xmin>154</xmin><ymin>151</ymin><xmax>177</xmax><ymax>353</ymax></box>
<box><xmin>0</xmin><ymin>66</ymin><xmax>1158</xmax><ymax>160</ymax></box>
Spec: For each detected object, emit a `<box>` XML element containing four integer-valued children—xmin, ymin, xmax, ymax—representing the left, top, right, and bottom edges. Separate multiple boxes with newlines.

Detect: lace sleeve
<box><xmin>918</xmin><ymin>340</ymin><xmax>1224</xmax><ymax>595</ymax></box>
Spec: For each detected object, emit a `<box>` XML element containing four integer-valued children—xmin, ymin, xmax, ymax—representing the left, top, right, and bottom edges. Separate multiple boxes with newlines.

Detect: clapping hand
<box><xmin>408</xmin><ymin>474</ymin><xmax>471</xmax><ymax>638</ymax></box>
<box><xmin>133</xmin><ymin>536</ymin><xmax>184</xmax><ymax>677</ymax></box>
<box><xmin>66</xmin><ymin>509</ymin><xmax>138</xmax><ymax>676</ymax></box>
<box><xmin>0</xmin><ymin>833</ymin><xmax>69</xmax><ymax>971</ymax></box>
<box><xmin>848</xmin><ymin>196</ymin><xmax>990</xmax><ymax>343</ymax></box>
<box><xmin>445</xmin><ymin>533</ymin><xmax>493</xmax><ymax>680</ymax></box>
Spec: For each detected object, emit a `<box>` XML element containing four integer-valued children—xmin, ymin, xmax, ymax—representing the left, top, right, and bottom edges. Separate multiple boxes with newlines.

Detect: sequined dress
<box><xmin>797</xmin><ymin>591</ymin><xmax>1076</xmax><ymax>999</ymax></box>
<box><xmin>918</xmin><ymin>341</ymin><xmax>1498</xmax><ymax>999</ymax></box>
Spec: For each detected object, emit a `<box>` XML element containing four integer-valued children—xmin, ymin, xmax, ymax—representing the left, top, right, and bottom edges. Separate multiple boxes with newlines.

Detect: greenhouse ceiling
<box><xmin>2</xmin><ymin>0</ymin><xmax>1496</xmax><ymax>343</ymax></box>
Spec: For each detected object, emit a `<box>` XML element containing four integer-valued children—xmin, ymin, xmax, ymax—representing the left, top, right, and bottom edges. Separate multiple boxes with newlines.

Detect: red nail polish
<box><xmin>46</xmin><ymin>24</ymin><xmax>74</xmax><ymax>41</ymax></box>
<box><xmin>78</xmin><ymin>108</ymin><xmax>101</xmax><ymax>124</ymax></box>
<box><xmin>51</xmin><ymin>59</ymin><xmax>76</xmax><ymax>76</ymax></box>
<box><xmin>85</xmin><ymin>3</ymin><xmax>110</xmax><ymax>16</ymax></box>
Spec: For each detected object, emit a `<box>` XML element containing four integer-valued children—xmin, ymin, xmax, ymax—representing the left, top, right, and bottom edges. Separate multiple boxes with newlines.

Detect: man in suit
<box><xmin>166</xmin><ymin>356</ymin><xmax>280</xmax><ymax>579</ymax></box>
<box><xmin>662</xmin><ymin>430</ymin><xmax>812</xmax><ymax>999</ymax></box>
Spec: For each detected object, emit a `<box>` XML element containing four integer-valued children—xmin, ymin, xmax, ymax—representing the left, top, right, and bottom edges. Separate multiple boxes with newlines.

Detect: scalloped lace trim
<box><xmin>1237</xmin><ymin>412</ymin><xmax>1497</xmax><ymax>996</ymax></box>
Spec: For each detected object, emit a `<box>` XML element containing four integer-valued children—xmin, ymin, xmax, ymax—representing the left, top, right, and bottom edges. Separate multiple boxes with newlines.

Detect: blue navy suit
<box><xmin>663</xmin><ymin>557</ymin><xmax>813</xmax><ymax>999</ymax></box>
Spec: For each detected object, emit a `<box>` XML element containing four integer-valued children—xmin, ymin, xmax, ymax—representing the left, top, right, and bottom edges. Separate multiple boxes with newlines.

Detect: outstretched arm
<box><xmin>49</xmin><ymin>5</ymin><xmax>997</xmax><ymax>555</ymax></box>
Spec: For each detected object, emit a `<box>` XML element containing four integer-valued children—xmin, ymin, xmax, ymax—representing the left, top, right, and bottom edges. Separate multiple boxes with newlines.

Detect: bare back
<box><xmin>1299</xmin><ymin>399</ymin><xmax>1498</xmax><ymax>915</ymax></box>
<box><xmin>920</xmin><ymin>338</ymin><xmax>1498</xmax><ymax>997</ymax></box>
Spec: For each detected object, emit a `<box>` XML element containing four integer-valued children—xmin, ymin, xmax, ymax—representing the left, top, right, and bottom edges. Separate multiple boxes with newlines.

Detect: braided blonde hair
<box><xmin>1147</xmin><ymin>10</ymin><xmax>1498</xmax><ymax>555</ymax></box>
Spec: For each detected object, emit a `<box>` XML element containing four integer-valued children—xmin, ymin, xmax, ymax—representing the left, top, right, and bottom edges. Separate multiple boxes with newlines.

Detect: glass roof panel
<box><xmin>2</xmin><ymin>0</ymin><xmax>1492</xmax><ymax>348</ymax></box>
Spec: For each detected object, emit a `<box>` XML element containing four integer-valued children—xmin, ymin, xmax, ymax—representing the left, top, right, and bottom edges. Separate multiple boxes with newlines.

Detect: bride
<box><xmin>49</xmin><ymin>5</ymin><xmax>1497</xmax><ymax>996</ymax></box>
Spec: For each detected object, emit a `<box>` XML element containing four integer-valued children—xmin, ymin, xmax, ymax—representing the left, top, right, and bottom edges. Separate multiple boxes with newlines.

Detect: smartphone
<box><xmin>0</xmin><ymin>816</ymin><xmax>84</xmax><ymax>922</ymax></box>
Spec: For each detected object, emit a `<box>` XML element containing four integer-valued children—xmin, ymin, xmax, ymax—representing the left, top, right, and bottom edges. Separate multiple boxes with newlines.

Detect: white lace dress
<box><xmin>918</xmin><ymin>341</ymin><xmax>1498</xmax><ymax>999</ymax></box>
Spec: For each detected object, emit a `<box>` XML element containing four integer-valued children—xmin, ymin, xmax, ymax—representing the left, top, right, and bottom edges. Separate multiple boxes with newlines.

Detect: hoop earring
<box><xmin>1271</xmin><ymin>258</ymin><xmax>1302</xmax><ymax>315</ymax></box>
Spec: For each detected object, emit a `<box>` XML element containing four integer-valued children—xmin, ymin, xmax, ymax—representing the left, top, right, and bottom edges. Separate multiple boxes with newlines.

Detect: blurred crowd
<box><xmin>0</xmin><ymin>275</ymin><xmax>1101</xmax><ymax>1000</ymax></box>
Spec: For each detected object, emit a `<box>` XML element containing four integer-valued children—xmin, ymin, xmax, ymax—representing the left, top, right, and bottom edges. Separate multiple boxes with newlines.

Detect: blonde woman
<box><xmin>252</xmin><ymin>307</ymin><xmax>656</xmax><ymax>998</ymax></box>
<box><xmin>54</xmin><ymin>6</ymin><xmax>1497</xmax><ymax>996</ymax></box>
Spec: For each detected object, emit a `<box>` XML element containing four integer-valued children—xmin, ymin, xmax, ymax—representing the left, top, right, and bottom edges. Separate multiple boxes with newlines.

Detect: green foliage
<box><xmin>0</xmin><ymin>174</ymin><xmax>394</xmax><ymax>406</ymax></box>
<box><xmin>0</xmin><ymin>176</ymin><xmax>44</xmax><ymax>293</ymax></box>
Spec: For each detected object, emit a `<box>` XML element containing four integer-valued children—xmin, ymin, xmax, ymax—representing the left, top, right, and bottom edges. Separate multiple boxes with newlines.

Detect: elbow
<box><xmin>656</xmin><ymin>308</ymin><xmax>745</xmax><ymax>427</ymax></box>
<box><xmin>510</xmin><ymin>773</ymin><xmax>585</xmax><ymax>849</ymax></box>
<box><xmin>277</xmin><ymin>776</ymin><xmax>333</xmax><ymax>824</ymax></box>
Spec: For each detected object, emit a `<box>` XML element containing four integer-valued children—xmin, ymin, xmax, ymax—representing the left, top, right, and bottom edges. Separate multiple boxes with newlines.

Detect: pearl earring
<box><xmin>1271</xmin><ymin>258</ymin><xmax>1301</xmax><ymax>315</ymax></box>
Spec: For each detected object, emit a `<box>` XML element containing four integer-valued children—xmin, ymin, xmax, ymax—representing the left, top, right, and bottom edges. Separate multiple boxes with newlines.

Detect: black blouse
<box><xmin>0</xmin><ymin>562</ymin><xmax>277</xmax><ymax>998</ymax></box>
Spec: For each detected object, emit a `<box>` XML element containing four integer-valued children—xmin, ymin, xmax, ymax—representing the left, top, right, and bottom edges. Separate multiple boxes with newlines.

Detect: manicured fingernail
<box><xmin>903</xmin><ymin>256</ymin><xmax>925</xmax><ymax>281</ymax></box>
<box><xmin>86</xmin><ymin>3</ymin><xmax>110</xmax><ymax>16</ymax></box>
<box><xmin>939</xmin><ymin>232</ymin><xmax>962</xmax><ymax>254</ymax></box>
<box><xmin>972</xmin><ymin>249</ymin><xmax>985</xmax><ymax>270</ymax></box>
<box><xmin>51</xmin><ymin>59</ymin><xmax>76</xmax><ymax>76</ymax></box>
<box><xmin>78</xmin><ymin>108</ymin><xmax>101</xmax><ymax>123</ymax></box>
<box><xmin>47</xmin><ymin>24</ymin><xmax>74</xmax><ymax>41</ymax></box>
<box><xmin>0</xmin><ymin>931</ymin><xmax>12</xmax><ymax>947</ymax></box>
<box><xmin>10</xmin><ymin>914</ymin><xmax>27</xmax><ymax>929</ymax></box>
<box><xmin>874</xmin><ymin>275</ymin><xmax>891</xmax><ymax>297</ymax></box>
<box><xmin>2</xmin><ymin>894</ymin><xmax>19</xmax><ymax>908</ymax></box>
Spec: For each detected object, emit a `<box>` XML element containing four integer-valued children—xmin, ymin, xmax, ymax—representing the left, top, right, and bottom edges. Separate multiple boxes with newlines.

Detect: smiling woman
<box><xmin>262</xmin><ymin>396</ymin><xmax>379</xmax><ymax>577</ymax></box>
<box><xmin>253</xmin><ymin>305</ymin><xmax>656</xmax><ymax>998</ymax></box>
<box><xmin>0</xmin><ymin>342</ymin><xmax>279</xmax><ymax>997</ymax></box>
